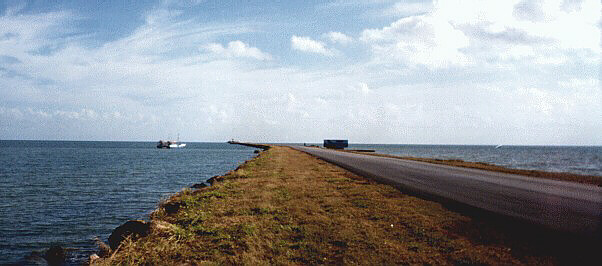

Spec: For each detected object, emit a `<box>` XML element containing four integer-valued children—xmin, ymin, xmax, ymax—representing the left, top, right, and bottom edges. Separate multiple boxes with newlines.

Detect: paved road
<box><xmin>293</xmin><ymin>146</ymin><xmax>602</xmax><ymax>236</ymax></box>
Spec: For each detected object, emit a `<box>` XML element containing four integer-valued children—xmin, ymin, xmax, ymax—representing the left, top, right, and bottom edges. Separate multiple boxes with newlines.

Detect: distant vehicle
<box><xmin>324</xmin><ymin>139</ymin><xmax>348</xmax><ymax>149</ymax></box>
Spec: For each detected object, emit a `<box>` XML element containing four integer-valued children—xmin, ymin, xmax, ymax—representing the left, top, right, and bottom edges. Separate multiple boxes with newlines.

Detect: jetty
<box><xmin>226</xmin><ymin>140</ymin><xmax>270</xmax><ymax>150</ymax></box>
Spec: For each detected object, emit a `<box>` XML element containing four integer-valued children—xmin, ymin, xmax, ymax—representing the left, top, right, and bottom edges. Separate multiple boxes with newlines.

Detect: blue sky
<box><xmin>0</xmin><ymin>0</ymin><xmax>600</xmax><ymax>144</ymax></box>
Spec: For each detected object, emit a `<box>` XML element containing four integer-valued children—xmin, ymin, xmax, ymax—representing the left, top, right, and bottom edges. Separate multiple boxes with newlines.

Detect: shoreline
<box><xmin>92</xmin><ymin>145</ymin><xmax>600</xmax><ymax>264</ymax></box>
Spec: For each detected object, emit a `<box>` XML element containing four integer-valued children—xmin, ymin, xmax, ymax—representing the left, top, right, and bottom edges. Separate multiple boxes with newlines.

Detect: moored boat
<box><xmin>169</xmin><ymin>143</ymin><xmax>186</xmax><ymax>148</ymax></box>
<box><xmin>157</xmin><ymin>138</ymin><xmax>186</xmax><ymax>149</ymax></box>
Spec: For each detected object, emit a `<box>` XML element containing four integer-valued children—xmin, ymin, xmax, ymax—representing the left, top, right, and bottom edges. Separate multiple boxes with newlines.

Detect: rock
<box><xmin>207</xmin><ymin>175</ymin><xmax>222</xmax><ymax>185</ymax></box>
<box><xmin>108</xmin><ymin>220</ymin><xmax>150</xmax><ymax>250</ymax></box>
<box><xmin>94</xmin><ymin>237</ymin><xmax>111</xmax><ymax>257</ymax></box>
<box><xmin>22</xmin><ymin>251</ymin><xmax>46</xmax><ymax>265</ymax></box>
<box><xmin>191</xmin><ymin>183</ymin><xmax>207</xmax><ymax>189</ymax></box>
<box><xmin>89</xmin><ymin>253</ymin><xmax>100</xmax><ymax>264</ymax></box>
<box><xmin>44</xmin><ymin>245</ymin><xmax>66</xmax><ymax>266</ymax></box>
<box><xmin>254</xmin><ymin>150</ymin><xmax>260</xmax><ymax>154</ymax></box>
<box><xmin>163</xmin><ymin>201</ymin><xmax>183</xmax><ymax>214</ymax></box>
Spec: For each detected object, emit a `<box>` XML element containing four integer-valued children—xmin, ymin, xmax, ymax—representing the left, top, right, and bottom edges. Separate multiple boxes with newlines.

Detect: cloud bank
<box><xmin>0</xmin><ymin>0</ymin><xmax>599</xmax><ymax>145</ymax></box>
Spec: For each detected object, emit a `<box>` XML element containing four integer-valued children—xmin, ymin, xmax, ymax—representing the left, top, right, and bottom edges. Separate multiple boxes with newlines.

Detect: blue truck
<box><xmin>323</xmin><ymin>139</ymin><xmax>348</xmax><ymax>149</ymax></box>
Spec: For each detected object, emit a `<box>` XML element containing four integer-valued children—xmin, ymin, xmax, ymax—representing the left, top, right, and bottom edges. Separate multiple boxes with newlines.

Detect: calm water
<box><xmin>0</xmin><ymin>141</ymin><xmax>256</xmax><ymax>265</ymax></box>
<box><xmin>346</xmin><ymin>144</ymin><xmax>602</xmax><ymax>177</ymax></box>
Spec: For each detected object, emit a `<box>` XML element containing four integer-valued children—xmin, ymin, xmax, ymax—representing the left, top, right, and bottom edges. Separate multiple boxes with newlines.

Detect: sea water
<box><xmin>0</xmin><ymin>141</ymin><xmax>256</xmax><ymax>265</ymax></box>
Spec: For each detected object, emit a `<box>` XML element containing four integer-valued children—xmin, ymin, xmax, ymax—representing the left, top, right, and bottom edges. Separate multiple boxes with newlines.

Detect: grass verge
<box><xmin>94</xmin><ymin>146</ymin><xmax>598</xmax><ymax>265</ymax></box>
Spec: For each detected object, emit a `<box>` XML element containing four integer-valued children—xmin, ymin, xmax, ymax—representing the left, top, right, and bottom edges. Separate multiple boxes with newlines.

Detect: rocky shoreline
<box><xmin>87</xmin><ymin>147</ymin><xmax>268</xmax><ymax>264</ymax></box>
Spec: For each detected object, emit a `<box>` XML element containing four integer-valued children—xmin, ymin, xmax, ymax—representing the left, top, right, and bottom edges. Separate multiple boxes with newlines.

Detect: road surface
<box><xmin>293</xmin><ymin>146</ymin><xmax>602</xmax><ymax>236</ymax></box>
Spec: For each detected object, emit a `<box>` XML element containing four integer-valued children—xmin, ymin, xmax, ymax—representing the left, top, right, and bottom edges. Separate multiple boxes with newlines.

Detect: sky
<box><xmin>0</xmin><ymin>0</ymin><xmax>600</xmax><ymax>145</ymax></box>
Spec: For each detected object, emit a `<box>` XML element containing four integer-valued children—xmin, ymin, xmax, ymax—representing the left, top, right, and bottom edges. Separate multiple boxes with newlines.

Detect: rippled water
<box><xmin>0</xmin><ymin>141</ymin><xmax>256</xmax><ymax>265</ymax></box>
<box><xmin>346</xmin><ymin>144</ymin><xmax>602</xmax><ymax>177</ymax></box>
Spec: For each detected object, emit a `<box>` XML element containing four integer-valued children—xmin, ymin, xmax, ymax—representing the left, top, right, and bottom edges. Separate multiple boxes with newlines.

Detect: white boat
<box><xmin>169</xmin><ymin>143</ymin><xmax>186</xmax><ymax>148</ymax></box>
<box><xmin>157</xmin><ymin>134</ymin><xmax>186</xmax><ymax>149</ymax></box>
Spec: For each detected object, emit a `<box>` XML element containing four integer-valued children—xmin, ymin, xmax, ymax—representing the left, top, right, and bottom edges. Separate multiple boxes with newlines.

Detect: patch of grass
<box><xmin>274</xmin><ymin>188</ymin><xmax>291</xmax><ymax>202</ymax></box>
<box><xmin>198</xmin><ymin>190</ymin><xmax>227</xmax><ymax>199</ymax></box>
<box><xmin>236</xmin><ymin>223</ymin><xmax>256</xmax><ymax>236</ymax></box>
<box><xmin>350</xmin><ymin>198</ymin><xmax>371</xmax><ymax>208</ymax></box>
<box><xmin>170</xmin><ymin>224</ymin><xmax>195</xmax><ymax>241</ymax></box>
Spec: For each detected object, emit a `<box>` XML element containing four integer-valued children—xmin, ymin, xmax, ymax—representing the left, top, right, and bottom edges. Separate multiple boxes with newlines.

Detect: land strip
<box><xmin>227</xmin><ymin>141</ymin><xmax>271</xmax><ymax>150</ymax></box>
<box><xmin>95</xmin><ymin>146</ymin><xmax>598</xmax><ymax>265</ymax></box>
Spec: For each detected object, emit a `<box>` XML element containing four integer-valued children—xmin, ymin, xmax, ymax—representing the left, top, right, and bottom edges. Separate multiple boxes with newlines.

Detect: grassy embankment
<box><xmin>344</xmin><ymin>150</ymin><xmax>602</xmax><ymax>186</ymax></box>
<box><xmin>96</xmin><ymin>146</ymin><xmax>597</xmax><ymax>265</ymax></box>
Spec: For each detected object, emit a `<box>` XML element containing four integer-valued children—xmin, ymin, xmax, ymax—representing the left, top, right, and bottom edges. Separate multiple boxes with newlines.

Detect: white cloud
<box><xmin>361</xmin><ymin>15</ymin><xmax>471</xmax><ymax>68</ymax></box>
<box><xmin>0</xmin><ymin>7</ymin><xmax>269</xmax><ymax>140</ymax></box>
<box><xmin>291</xmin><ymin>35</ymin><xmax>337</xmax><ymax>56</ymax></box>
<box><xmin>319</xmin><ymin>0</ymin><xmax>398</xmax><ymax>10</ymax></box>
<box><xmin>436</xmin><ymin>0</ymin><xmax>601</xmax><ymax>52</ymax></box>
<box><xmin>324</xmin><ymin>31</ymin><xmax>353</xmax><ymax>45</ymax></box>
<box><xmin>0</xmin><ymin>107</ymin><xmax>24</xmax><ymax>118</ymax></box>
<box><xmin>0</xmin><ymin>2</ymin><xmax>600</xmax><ymax>144</ymax></box>
<box><xmin>3</xmin><ymin>2</ymin><xmax>27</xmax><ymax>16</ymax></box>
<box><xmin>0</xmin><ymin>10</ymin><xmax>74</xmax><ymax>56</ymax></box>
<box><xmin>53</xmin><ymin>108</ymin><xmax>98</xmax><ymax>120</ymax></box>
<box><xmin>358</xmin><ymin>82</ymin><xmax>372</xmax><ymax>94</ymax></box>
<box><xmin>558</xmin><ymin>78</ymin><xmax>599</xmax><ymax>89</ymax></box>
<box><xmin>513</xmin><ymin>0</ymin><xmax>546</xmax><ymax>21</ymax></box>
<box><xmin>1</xmin><ymin>107</ymin><xmax>131</xmax><ymax>122</ymax></box>
<box><xmin>384</xmin><ymin>1</ymin><xmax>433</xmax><ymax>16</ymax></box>
<box><xmin>203</xmin><ymin>40</ymin><xmax>272</xmax><ymax>60</ymax></box>
<box><xmin>361</xmin><ymin>0</ymin><xmax>600</xmax><ymax>68</ymax></box>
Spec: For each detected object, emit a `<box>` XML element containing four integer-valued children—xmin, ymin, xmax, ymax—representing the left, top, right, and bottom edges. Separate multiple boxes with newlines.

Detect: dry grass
<box><xmin>95</xmin><ymin>146</ymin><xmax>599</xmax><ymax>265</ymax></box>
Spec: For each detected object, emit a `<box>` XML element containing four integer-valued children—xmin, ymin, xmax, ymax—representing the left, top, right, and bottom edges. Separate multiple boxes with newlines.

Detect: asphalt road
<box><xmin>293</xmin><ymin>146</ymin><xmax>602</xmax><ymax>237</ymax></box>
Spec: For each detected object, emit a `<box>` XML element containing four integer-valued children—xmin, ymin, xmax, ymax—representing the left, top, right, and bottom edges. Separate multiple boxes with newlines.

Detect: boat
<box><xmin>169</xmin><ymin>142</ymin><xmax>186</xmax><ymax>148</ymax></box>
<box><xmin>157</xmin><ymin>135</ymin><xmax>186</xmax><ymax>149</ymax></box>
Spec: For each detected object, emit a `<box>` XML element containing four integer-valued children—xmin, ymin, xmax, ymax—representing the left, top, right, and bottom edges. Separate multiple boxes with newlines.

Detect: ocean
<box><xmin>0</xmin><ymin>141</ymin><xmax>600</xmax><ymax>264</ymax></box>
<box><xmin>0</xmin><ymin>141</ymin><xmax>257</xmax><ymax>265</ymax></box>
